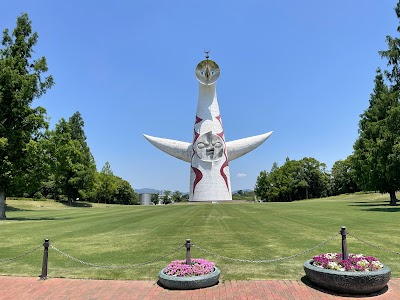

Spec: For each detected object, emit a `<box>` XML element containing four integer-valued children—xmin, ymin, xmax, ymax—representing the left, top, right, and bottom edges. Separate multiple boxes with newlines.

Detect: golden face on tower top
<box><xmin>195</xmin><ymin>59</ymin><xmax>220</xmax><ymax>85</ymax></box>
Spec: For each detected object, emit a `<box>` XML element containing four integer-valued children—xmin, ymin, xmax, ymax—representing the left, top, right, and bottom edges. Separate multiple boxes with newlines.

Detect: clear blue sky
<box><xmin>1</xmin><ymin>1</ymin><xmax>398</xmax><ymax>193</ymax></box>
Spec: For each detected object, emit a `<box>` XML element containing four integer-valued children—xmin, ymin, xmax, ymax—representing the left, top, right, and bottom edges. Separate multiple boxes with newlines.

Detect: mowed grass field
<box><xmin>0</xmin><ymin>193</ymin><xmax>399</xmax><ymax>281</ymax></box>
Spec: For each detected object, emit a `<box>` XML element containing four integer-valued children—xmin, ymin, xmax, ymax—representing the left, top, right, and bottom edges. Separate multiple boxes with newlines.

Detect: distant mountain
<box><xmin>232</xmin><ymin>189</ymin><xmax>253</xmax><ymax>195</ymax></box>
<box><xmin>135</xmin><ymin>188</ymin><xmax>160</xmax><ymax>194</ymax></box>
<box><xmin>135</xmin><ymin>188</ymin><xmax>188</xmax><ymax>195</ymax></box>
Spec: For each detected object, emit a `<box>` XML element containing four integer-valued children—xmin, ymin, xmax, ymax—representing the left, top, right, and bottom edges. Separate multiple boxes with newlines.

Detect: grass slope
<box><xmin>0</xmin><ymin>193</ymin><xmax>399</xmax><ymax>281</ymax></box>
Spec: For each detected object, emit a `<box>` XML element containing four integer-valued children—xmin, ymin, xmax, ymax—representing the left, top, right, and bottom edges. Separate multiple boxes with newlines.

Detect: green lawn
<box><xmin>0</xmin><ymin>193</ymin><xmax>399</xmax><ymax>281</ymax></box>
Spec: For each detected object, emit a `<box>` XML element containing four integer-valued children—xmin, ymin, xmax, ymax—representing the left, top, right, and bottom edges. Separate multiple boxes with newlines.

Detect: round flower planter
<box><xmin>304</xmin><ymin>259</ymin><xmax>391</xmax><ymax>294</ymax></box>
<box><xmin>158</xmin><ymin>266</ymin><xmax>220</xmax><ymax>290</ymax></box>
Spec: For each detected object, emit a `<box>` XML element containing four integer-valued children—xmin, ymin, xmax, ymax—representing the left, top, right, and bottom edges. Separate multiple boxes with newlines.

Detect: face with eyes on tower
<box><xmin>195</xmin><ymin>131</ymin><xmax>224</xmax><ymax>162</ymax></box>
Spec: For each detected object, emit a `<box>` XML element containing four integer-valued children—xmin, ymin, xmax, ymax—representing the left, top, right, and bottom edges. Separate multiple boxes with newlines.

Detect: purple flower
<box><xmin>164</xmin><ymin>258</ymin><xmax>215</xmax><ymax>277</ymax></box>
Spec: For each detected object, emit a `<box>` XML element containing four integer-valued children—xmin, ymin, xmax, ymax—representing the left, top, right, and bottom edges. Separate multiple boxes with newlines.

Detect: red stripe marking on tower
<box><xmin>215</xmin><ymin>115</ymin><xmax>222</xmax><ymax>125</ymax></box>
<box><xmin>195</xmin><ymin>116</ymin><xmax>203</xmax><ymax>124</ymax></box>
<box><xmin>191</xmin><ymin>167</ymin><xmax>203</xmax><ymax>193</ymax></box>
<box><xmin>220</xmin><ymin>152</ymin><xmax>229</xmax><ymax>192</ymax></box>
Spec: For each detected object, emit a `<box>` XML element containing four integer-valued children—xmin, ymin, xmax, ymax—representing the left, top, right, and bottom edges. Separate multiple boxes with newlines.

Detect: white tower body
<box><xmin>143</xmin><ymin>57</ymin><xmax>272</xmax><ymax>202</ymax></box>
<box><xmin>190</xmin><ymin>82</ymin><xmax>231</xmax><ymax>201</ymax></box>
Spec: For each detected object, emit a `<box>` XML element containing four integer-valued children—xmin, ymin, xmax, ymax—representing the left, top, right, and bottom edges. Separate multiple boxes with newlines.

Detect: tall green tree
<box><xmin>8</xmin><ymin>138</ymin><xmax>52</xmax><ymax>198</ymax></box>
<box><xmin>254</xmin><ymin>170</ymin><xmax>270</xmax><ymax>201</ymax></box>
<box><xmin>113</xmin><ymin>176</ymin><xmax>138</xmax><ymax>205</ymax></box>
<box><xmin>300</xmin><ymin>157</ymin><xmax>330</xmax><ymax>199</ymax></box>
<box><xmin>379</xmin><ymin>1</ymin><xmax>400</xmax><ymax>91</ymax></box>
<box><xmin>353</xmin><ymin>70</ymin><xmax>400</xmax><ymax>205</ymax></box>
<box><xmin>364</xmin><ymin>0</ymin><xmax>400</xmax><ymax>205</ymax></box>
<box><xmin>97</xmin><ymin>161</ymin><xmax>116</xmax><ymax>204</ymax></box>
<box><xmin>0</xmin><ymin>14</ymin><xmax>54</xmax><ymax>219</ymax></box>
<box><xmin>49</xmin><ymin>113</ymin><xmax>96</xmax><ymax>205</ymax></box>
<box><xmin>254</xmin><ymin>163</ymin><xmax>281</xmax><ymax>202</ymax></box>
<box><xmin>331</xmin><ymin>156</ymin><xmax>360</xmax><ymax>195</ymax></box>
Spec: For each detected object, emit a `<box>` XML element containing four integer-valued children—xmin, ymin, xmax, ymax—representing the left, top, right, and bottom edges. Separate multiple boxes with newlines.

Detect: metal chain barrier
<box><xmin>348</xmin><ymin>232</ymin><xmax>400</xmax><ymax>255</ymax></box>
<box><xmin>8</xmin><ymin>229</ymin><xmax>398</xmax><ymax>273</ymax></box>
<box><xmin>191</xmin><ymin>232</ymin><xmax>340</xmax><ymax>263</ymax></box>
<box><xmin>0</xmin><ymin>245</ymin><xmax>42</xmax><ymax>263</ymax></box>
<box><xmin>49</xmin><ymin>244</ymin><xmax>185</xmax><ymax>269</ymax></box>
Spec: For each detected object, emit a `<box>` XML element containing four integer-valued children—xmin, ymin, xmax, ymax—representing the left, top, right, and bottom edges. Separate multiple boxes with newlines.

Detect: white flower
<box><xmin>353</xmin><ymin>254</ymin><xmax>364</xmax><ymax>258</ymax></box>
<box><xmin>327</xmin><ymin>262</ymin><xmax>340</xmax><ymax>270</ymax></box>
<box><xmin>324</xmin><ymin>253</ymin><xmax>337</xmax><ymax>259</ymax></box>
<box><xmin>357</xmin><ymin>259</ymin><xmax>369</xmax><ymax>268</ymax></box>
<box><xmin>371</xmin><ymin>261</ymin><xmax>384</xmax><ymax>269</ymax></box>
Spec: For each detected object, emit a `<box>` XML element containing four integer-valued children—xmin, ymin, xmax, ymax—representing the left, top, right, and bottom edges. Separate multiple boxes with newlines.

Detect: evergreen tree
<box><xmin>353</xmin><ymin>70</ymin><xmax>400</xmax><ymax>205</ymax></box>
<box><xmin>379</xmin><ymin>1</ymin><xmax>400</xmax><ymax>91</ymax></box>
<box><xmin>0</xmin><ymin>14</ymin><xmax>54</xmax><ymax>219</ymax></box>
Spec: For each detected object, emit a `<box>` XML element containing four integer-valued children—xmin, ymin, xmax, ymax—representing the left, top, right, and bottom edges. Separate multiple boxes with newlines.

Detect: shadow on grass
<box><xmin>7</xmin><ymin>216</ymin><xmax>71</xmax><ymax>221</ymax></box>
<box><xmin>58</xmin><ymin>201</ymin><xmax>93</xmax><ymax>208</ymax></box>
<box><xmin>5</xmin><ymin>205</ymin><xmax>31</xmax><ymax>212</ymax></box>
<box><xmin>348</xmin><ymin>202</ymin><xmax>391</xmax><ymax>207</ymax></box>
<box><xmin>363</xmin><ymin>207</ymin><xmax>400</xmax><ymax>212</ymax></box>
<box><xmin>348</xmin><ymin>201</ymin><xmax>400</xmax><ymax>212</ymax></box>
<box><xmin>6</xmin><ymin>216</ymin><xmax>71</xmax><ymax>221</ymax></box>
<box><xmin>300</xmin><ymin>276</ymin><xmax>388</xmax><ymax>298</ymax></box>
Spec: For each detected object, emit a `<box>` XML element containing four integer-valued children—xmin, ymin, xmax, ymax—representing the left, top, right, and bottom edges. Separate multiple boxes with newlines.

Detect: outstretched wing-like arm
<box><xmin>226</xmin><ymin>131</ymin><xmax>273</xmax><ymax>161</ymax></box>
<box><xmin>143</xmin><ymin>134</ymin><xmax>192</xmax><ymax>163</ymax></box>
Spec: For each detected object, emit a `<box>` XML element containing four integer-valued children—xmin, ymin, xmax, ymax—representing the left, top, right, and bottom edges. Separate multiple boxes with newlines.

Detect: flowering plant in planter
<box><xmin>313</xmin><ymin>253</ymin><xmax>384</xmax><ymax>272</ymax></box>
<box><xmin>164</xmin><ymin>258</ymin><xmax>215</xmax><ymax>277</ymax></box>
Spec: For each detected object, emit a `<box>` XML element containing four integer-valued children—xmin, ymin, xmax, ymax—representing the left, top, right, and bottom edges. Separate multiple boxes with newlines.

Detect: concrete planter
<box><xmin>304</xmin><ymin>259</ymin><xmax>391</xmax><ymax>294</ymax></box>
<box><xmin>158</xmin><ymin>266</ymin><xmax>220</xmax><ymax>290</ymax></box>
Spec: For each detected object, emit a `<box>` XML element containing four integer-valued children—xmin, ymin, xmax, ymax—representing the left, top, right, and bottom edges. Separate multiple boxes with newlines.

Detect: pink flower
<box><xmin>164</xmin><ymin>258</ymin><xmax>215</xmax><ymax>277</ymax></box>
<box><xmin>312</xmin><ymin>253</ymin><xmax>384</xmax><ymax>272</ymax></box>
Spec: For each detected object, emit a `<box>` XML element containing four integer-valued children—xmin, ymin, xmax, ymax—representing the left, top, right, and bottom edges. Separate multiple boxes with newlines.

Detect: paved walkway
<box><xmin>0</xmin><ymin>276</ymin><xmax>399</xmax><ymax>300</ymax></box>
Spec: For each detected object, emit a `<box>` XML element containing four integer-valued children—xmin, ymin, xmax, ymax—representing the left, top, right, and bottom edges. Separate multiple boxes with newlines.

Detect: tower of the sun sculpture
<box><xmin>144</xmin><ymin>55</ymin><xmax>272</xmax><ymax>201</ymax></box>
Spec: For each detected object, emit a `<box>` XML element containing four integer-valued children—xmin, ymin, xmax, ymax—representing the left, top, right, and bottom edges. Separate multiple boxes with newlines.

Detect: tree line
<box><xmin>254</xmin><ymin>156</ymin><xmax>360</xmax><ymax>202</ymax></box>
<box><xmin>149</xmin><ymin>190</ymin><xmax>189</xmax><ymax>205</ymax></box>
<box><xmin>8</xmin><ymin>104</ymin><xmax>139</xmax><ymax>207</ymax></box>
<box><xmin>0</xmin><ymin>14</ymin><xmax>138</xmax><ymax>219</ymax></box>
<box><xmin>255</xmin><ymin>1</ymin><xmax>400</xmax><ymax>205</ymax></box>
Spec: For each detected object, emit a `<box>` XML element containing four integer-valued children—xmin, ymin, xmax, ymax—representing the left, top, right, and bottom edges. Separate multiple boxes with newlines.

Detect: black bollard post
<box><xmin>185</xmin><ymin>239</ymin><xmax>191</xmax><ymax>265</ymax></box>
<box><xmin>340</xmin><ymin>226</ymin><xmax>348</xmax><ymax>260</ymax></box>
<box><xmin>40</xmin><ymin>239</ymin><xmax>50</xmax><ymax>280</ymax></box>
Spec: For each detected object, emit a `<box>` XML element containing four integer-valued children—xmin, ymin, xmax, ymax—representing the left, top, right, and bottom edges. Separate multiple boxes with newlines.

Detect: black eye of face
<box><xmin>197</xmin><ymin>142</ymin><xmax>205</xmax><ymax>149</ymax></box>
